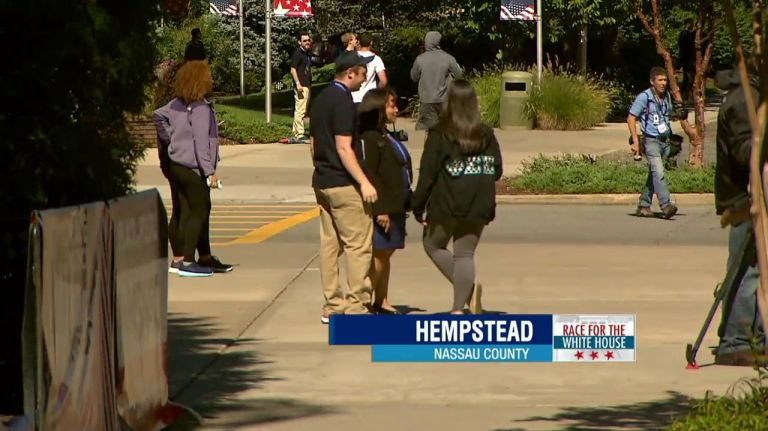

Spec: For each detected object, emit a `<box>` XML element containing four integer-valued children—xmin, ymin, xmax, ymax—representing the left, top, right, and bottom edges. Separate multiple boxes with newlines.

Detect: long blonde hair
<box><xmin>174</xmin><ymin>60</ymin><xmax>213</xmax><ymax>104</ymax></box>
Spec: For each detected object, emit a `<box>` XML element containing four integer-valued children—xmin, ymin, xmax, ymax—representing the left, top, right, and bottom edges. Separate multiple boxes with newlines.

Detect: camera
<box><xmin>390</xmin><ymin>129</ymin><xmax>409</xmax><ymax>142</ymax></box>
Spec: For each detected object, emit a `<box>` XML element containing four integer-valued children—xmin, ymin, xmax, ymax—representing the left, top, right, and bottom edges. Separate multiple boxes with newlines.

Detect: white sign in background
<box><xmin>552</xmin><ymin>315</ymin><xmax>636</xmax><ymax>362</ymax></box>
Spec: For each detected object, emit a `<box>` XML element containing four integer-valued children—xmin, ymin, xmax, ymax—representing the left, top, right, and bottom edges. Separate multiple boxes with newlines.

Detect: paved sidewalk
<box><xmin>138</xmin><ymin>115</ymin><xmax>718</xmax><ymax>203</ymax></box>
<box><xmin>163</xmin><ymin>204</ymin><xmax>757</xmax><ymax>431</ymax></box>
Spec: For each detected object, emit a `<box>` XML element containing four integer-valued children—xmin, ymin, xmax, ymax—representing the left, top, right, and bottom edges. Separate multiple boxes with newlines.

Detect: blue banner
<box><xmin>329</xmin><ymin>314</ymin><xmax>553</xmax><ymax>345</ymax></box>
<box><xmin>372</xmin><ymin>344</ymin><xmax>553</xmax><ymax>362</ymax></box>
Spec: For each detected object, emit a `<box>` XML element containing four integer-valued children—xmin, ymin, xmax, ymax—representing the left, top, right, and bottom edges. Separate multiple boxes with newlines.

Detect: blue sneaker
<box><xmin>168</xmin><ymin>260</ymin><xmax>183</xmax><ymax>274</ymax></box>
<box><xmin>178</xmin><ymin>262</ymin><xmax>213</xmax><ymax>277</ymax></box>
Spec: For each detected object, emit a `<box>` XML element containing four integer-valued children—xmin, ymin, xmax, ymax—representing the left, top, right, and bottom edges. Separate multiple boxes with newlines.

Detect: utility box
<box><xmin>500</xmin><ymin>71</ymin><xmax>534</xmax><ymax>129</ymax></box>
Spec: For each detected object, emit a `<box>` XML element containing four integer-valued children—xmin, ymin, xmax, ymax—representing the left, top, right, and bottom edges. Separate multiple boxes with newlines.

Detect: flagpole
<box><xmin>265</xmin><ymin>0</ymin><xmax>272</xmax><ymax>123</ymax></box>
<box><xmin>536</xmin><ymin>0</ymin><xmax>542</xmax><ymax>82</ymax></box>
<box><xmin>239</xmin><ymin>0</ymin><xmax>245</xmax><ymax>97</ymax></box>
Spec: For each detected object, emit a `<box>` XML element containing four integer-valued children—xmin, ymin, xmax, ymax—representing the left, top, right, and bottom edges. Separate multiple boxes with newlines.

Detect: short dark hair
<box><xmin>298</xmin><ymin>31</ymin><xmax>311</xmax><ymax>41</ymax></box>
<box><xmin>649</xmin><ymin>67</ymin><xmax>667</xmax><ymax>80</ymax></box>
<box><xmin>359</xmin><ymin>33</ymin><xmax>374</xmax><ymax>48</ymax></box>
<box><xmin>191</xmin><ymin>28</ymin><xmax>201</xmax><ymax>38</ymax></box>
<box><xmin>684</xmin><ymin>18</ymin><xmax>694</xmax><ymax>26</ymax></box>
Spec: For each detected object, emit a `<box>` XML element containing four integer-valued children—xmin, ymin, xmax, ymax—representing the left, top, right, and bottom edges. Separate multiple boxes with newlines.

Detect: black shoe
<box><xmin>661</xmin><ymin>204</ymin><xmax>678</xmax><ymax>219</ymax></box>
<box><xmin>198</xmin><ymin>255</ymin><xmax>233</xmax><ymax>273</ymax></box>
<box><xmin>714</xmin><ymin>349</ymin><xmax>768</xmax><ymax>366</ymax></box>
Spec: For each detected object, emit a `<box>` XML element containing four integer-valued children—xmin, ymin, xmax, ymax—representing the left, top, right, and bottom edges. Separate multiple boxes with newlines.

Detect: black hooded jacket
<box><xmin>411</xmin><ymin>126</ymin><xmax>502</xmax><ymax>225</ymax></box>
<box><xmin>715</xmin><ymin>69</ymin><xmax>760</xmax><ymax>215</ymax></box>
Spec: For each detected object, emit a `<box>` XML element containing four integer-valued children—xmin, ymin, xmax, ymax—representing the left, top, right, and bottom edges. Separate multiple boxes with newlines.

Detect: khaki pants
<box><xmin>293</xmin><ymin>87</ymin><xmax>310</xmax><ymax>138</ymax></box>
<box><xmin>314</xmin><ymin>185</ymin><xmax>373</xmax><ymax>314</ymax></box>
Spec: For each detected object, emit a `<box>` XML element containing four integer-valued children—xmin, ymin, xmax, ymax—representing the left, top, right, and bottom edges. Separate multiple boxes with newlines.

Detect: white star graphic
<box><xmin>301</xmin><ymin>10</ymin><xmax>309</xmax><ymax>16</ymax></box>
<box><xmin>293</xmin><ymin>4</ymin><xmax>300</xmax><ymax>10</ymax></box>
<box><xmin>273</xmin><ymin>3</ymin><xmax>290</xmax><ymax>16</ymax></box>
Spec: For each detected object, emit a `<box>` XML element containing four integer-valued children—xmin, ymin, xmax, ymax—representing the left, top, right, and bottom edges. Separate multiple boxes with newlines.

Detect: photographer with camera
<box><xmin>628</xmin><ymin>67</ymin><xmax>687</xmax><ymax>219</ymax></box>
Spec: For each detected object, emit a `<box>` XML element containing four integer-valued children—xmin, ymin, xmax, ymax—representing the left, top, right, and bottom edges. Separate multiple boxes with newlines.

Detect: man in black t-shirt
<box><xmin>311</xmin><ymin>51</ymin><xmax>377</xmax><ymax>323</ymax></box>
<box><xmin>290</xmin><ymin>31</ymin><xmax>314</xmax><ymax>141</ymax></box>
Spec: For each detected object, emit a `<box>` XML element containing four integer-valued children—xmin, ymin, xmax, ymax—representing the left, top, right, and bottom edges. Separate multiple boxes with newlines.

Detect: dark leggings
<box><xmin>168</xmin><ymin>163</ymin><xmax>212</xmax><ymax>262</ymax></box>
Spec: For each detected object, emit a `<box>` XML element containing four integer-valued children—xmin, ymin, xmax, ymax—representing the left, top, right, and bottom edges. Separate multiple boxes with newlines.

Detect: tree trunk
<box><xmin>579</xmin><ymin>25</ymin><xmax>588</xmax><ymax>74</ymax></box>
<box><xmin>635</xmin><ymin>0</ymin><xmax>715</xmax><ymax>168</ymax></box>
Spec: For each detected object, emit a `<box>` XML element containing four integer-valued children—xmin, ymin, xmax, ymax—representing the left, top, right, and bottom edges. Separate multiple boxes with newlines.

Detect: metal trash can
<box><xmin>500</xmin><ymin>71</ymin><xmax>534</xmax><ymax>129</ymax></box>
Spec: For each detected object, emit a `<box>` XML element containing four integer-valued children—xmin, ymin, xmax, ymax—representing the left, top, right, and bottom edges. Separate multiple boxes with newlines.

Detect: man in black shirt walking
<box><xmin>290</xmin><ymin>31</ymin><xmax>314</xmax><ymax>142</ymax></box>
<box><xmin>310</xmin><ymin>51</ymin><xmax>376</xmax><ymax>323</ymax></box>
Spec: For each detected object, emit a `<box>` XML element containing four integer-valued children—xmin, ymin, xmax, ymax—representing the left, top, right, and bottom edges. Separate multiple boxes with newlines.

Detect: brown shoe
<box><xmin>661</xmin><ymin>204</ymin><xmax>678</xmax><ymax>219</ymax></box>
<box><xmin>635</xmin><ymin>206</ymin><xmax>654</xmax><ymax>217</ymax></box>
<box><xmin>714</xmin><ymin>349</ymin><xmax>768</xmax><ymax>366</ymax></box>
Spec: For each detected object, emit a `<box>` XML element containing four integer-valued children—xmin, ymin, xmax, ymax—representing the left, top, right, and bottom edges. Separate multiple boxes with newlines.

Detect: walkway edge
<box><xmin>497</xmin><ymin>193</ymin><xmax>714</xmax><ymax>205</ymax></box>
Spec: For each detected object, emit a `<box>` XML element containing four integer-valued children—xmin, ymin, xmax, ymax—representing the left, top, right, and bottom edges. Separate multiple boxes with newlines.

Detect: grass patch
<box><xmin>469</xmin><ymin>70</ymin><xmax>502</xmax><ymax>127</ymax></box>
<box><xmin>215</xmin><ymin>104</ymin><xmax>292</xmax><ymax>144</ymax></box>
<box><xmin>507</xmin><ymin>154</ymin><xmax>714</xmax><ymax>194</ymax></box>
<box><xmin>668</xmin><ymin>371</ymin><xmax>768</xmax><ymax>430</ymax></box>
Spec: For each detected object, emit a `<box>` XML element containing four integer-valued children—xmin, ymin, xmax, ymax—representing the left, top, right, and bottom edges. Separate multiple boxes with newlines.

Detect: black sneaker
<box><xmin>662</xmin><ymin>204</ymin><xmax>678</xmax><ymax>219</ymax></box>
<box><xmin>198</xmin><ymin>255</ymin><xmax>233</xmax><ymax>273</ymax></box>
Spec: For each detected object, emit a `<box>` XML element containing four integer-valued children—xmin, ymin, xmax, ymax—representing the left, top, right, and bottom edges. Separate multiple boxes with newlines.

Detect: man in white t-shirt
<box><xmin>351</xmin><ymin>33</ymin><xmax>388</xmax><ymax>104</ymax></box>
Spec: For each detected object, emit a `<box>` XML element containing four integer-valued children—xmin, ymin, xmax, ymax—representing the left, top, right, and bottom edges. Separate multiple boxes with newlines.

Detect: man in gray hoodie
<box><xmin>410</xmin><ymin>31</ymin><xmax>463</xmax><ymax>130</ymax></box>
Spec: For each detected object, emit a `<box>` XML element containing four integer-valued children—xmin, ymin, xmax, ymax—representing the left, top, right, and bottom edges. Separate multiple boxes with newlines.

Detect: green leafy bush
<box><xmin>2</xmin><ymin>0</ymin><xmax>160</xmax><ymax>412</ymax></box>
<box><xmin>508</xmin><ymin>154</ymin><xmax>714</xmax><ymax>194</ymax></box>
<box><xmin>277</xmin><ymin>63</ymin><xmax>337</xmax><ymax>91</ymax></box>
<box><xmin>216</xmin><ymin>104</ymin><xmax>292</xmax><ymax>144</ymax></box>
<box><xmin>668</xmin><ymin>373</ymin><xmax>768</xmax><ymax>431</ymax></box>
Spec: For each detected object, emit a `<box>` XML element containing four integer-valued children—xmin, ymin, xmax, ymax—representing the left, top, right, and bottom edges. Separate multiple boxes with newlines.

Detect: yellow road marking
<box><xmin>210</xmin><ymin>210</ymin><xmax>307</xmax><ymax>214</ymax></box>
<box><xmin>209</xmin><ymin>227</ymin><xmax>260</xmax><ymax>231</ymax></box>
<box><xmin>229</xmin><ymin>207</ymin><xmax>319</xmax><ymax>245</ymax></box>
<box><xmin>209</xmin><ymin>221</ymin><xmax>272</xmax><ymax>225</ymax></box>
<box><xmin>165</xmin><ymin>205</ymin><xmax>317</xmax><ymax>209</ymax></box>
<box><xmin>210</xmin><ymin>215</ymin><xmax>289</xmax><ymax>219</ymax></box>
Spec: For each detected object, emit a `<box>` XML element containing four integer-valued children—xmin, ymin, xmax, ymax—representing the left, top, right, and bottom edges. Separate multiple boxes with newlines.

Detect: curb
<box><xmin>496</xmin><ymin>193</ymin><xmax>714</xmax><ymax>205</ymax></box>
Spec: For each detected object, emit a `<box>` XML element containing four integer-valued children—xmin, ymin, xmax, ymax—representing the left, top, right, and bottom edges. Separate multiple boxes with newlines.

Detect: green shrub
<box><xmin>668</xmin><ymin>373</ymin><xmax>768</xmax><ymax>431</ymax></box>
<box><xmin>216</xmin><ymin>104</ymin><xmax>292</xmax><ymax>144</ymax></box>
<box><xmin>524</xmin><ymin>72</ymin><xmax>613</xmax><ymax>130</ymax></box>
<box><xmin>469</xmin><ymin>70</ymin><xmax>502</xmax><ymax>127</ymax></box>
<box><xmin>277</xmin><ymin>63</ymin><xmax>337</xmax><ymax>91</ymax></box>
<box><xmin>508</xmin><ymin>154</ymin><xmax>714</xmax><ymax>194</ymax></box>
<box><xmin>2</xmin><ymin>0</ymin><xmax>160</xmax><ymax>412</ymax></box>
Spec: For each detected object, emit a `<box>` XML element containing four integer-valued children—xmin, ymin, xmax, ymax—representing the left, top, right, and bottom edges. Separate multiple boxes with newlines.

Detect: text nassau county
<box><xmin>416</xmin><ymin>320</ymin><xmax>534</xmax><ymax>343</ymax></box>
<box><xmin>434</xmin><ymin>347</ymin><xmax>530</xmax><ymax>361</ymax></box>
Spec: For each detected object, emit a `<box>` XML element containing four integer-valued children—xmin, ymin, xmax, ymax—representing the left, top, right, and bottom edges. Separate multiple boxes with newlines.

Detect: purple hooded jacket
<box><xmin>154</xmin><ymin>98</ymin><xmax>220</xmax><ymax>177</ymax></box>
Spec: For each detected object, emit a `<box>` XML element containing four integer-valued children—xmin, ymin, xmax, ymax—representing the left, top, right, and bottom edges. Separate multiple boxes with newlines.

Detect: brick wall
<box><xmin>126</xmin><ymin>115</ymin><xmax>158</xmax><ymax>148</ymax></box>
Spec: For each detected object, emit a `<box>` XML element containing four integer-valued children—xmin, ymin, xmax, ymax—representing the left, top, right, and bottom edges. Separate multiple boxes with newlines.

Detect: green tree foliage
<box><xmin>0</xmin><ymin>0</ymin><xmax>160</xmax><ymax>413</ymax></box>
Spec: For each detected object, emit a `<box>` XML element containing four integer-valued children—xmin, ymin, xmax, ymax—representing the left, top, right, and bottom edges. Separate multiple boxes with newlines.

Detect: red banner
<box><xmin>274</xmin><ymin>0</ymin><xmax>313</xmax><ymax>17</ymax></box>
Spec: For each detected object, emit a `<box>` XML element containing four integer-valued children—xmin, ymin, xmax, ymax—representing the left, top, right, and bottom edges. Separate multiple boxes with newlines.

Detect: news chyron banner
<box><xmin>330</xmin><ymin>315</ymin><xmax>636</xmax><ymax>363</ymax></box>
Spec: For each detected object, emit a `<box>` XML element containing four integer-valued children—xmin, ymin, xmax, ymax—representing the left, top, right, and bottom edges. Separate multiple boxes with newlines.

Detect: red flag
<box><xmin>274</xmin><ymin>0</ymin><xmax>313</xmax><ymax>18</ymax></box>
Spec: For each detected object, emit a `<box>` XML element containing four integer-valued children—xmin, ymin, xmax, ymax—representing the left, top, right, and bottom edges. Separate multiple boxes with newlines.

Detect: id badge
<box><xmin>657</xmin><ymin>123</ymin><xmax>668</xmax><ymax>134</ymax></box>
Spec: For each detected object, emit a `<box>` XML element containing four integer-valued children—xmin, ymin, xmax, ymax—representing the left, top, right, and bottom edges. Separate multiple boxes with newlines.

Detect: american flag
<box><xmin>273</xmin><ymin>0</ymin><xmax>314</xmax><ymax>18</ymax></box>
<box><xmin>209</xmin><ymin>0</ymin><xmax>239</xmax><ymax>16</ymax></box>
<box><xmin>501</xmin><ymin>0</ymin><xmax>536</xmax><ymax>21</ymax></box>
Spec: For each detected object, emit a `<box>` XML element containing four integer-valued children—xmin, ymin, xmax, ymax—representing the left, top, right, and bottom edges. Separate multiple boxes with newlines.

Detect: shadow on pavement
<box><xmin>166</xmin><ymin>313</ymin><xmax>333</xmax><ymax>429</ymax></box>
<box><xmin>497</xmin><ymin>391</ymin><xmax>694</xmax><ymax>431</ymax></box>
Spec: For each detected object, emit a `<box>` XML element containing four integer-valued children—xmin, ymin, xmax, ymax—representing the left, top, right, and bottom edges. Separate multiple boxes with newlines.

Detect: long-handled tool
<box><xmin>686</xmin><ymin>228</ymin><xmax>754</xmax><ymax>368</ymax></box>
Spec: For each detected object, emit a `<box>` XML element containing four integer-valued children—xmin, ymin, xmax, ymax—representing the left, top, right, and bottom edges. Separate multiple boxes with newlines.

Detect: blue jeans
<box><xmin>717</xmin><ymin>220</ymin><xmax>765</xmax><ymax>354</ymax></box>
<box><xmin>638</xmin><ymin>137</ymin><xmax>672</xmax><ymax>208</ymax></box>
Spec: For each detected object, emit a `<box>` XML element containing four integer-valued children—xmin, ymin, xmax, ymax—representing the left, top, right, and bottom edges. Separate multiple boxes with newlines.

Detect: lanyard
<box><xmin>387</xmin><ymin>134</ymin><xmax>412</xmax><ymax>187</ymax></box>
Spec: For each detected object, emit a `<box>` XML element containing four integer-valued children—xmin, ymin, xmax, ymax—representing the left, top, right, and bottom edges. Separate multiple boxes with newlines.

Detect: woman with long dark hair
<box><xmin>358</xmin><ymin>87</ymin><xmax>413</xmax><ymax>314</ymax></box>
<box><xmin>411</xmin><ymin>79</ymin><xmax>502</xmax><ymax>314</ymax></box>
<box><xmin>154</xmin><ymin>60</ymin><xmax>232</xmax><ymax>277</ymax></box>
